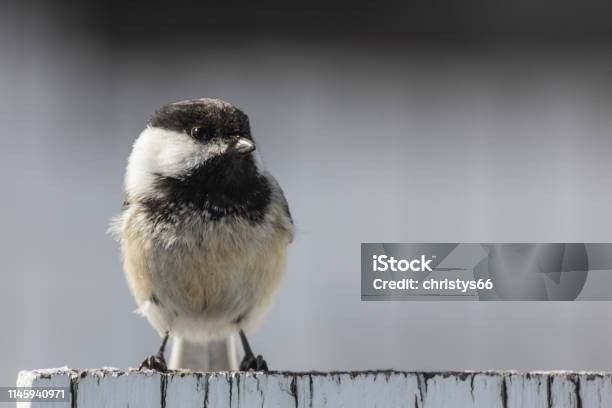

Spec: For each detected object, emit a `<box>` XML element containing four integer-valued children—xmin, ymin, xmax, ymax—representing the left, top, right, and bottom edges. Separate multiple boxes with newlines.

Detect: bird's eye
<box><xmin>190</xmin><ymin>126</ymin><xmax>212</xmax><ymax>141</ymax></box>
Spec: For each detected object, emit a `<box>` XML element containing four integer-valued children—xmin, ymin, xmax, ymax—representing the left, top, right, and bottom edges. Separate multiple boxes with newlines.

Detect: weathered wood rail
<box><xmin>16</xmin><ymin>368</ymin><xmax>612</xmax><ymax>407</ymax></box>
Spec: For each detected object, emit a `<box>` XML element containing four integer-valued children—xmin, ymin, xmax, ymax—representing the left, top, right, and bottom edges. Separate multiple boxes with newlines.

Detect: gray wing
<box><xmin>263</xmin><ymin>171</ymin><xmax>294</xmax><ymax>244</ymax></box>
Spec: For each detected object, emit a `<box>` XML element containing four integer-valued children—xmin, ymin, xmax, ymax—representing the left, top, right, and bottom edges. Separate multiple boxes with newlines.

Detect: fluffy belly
<box><xmin>122</xmin><ymin>220</ymin><xmax>288</xmax><ymax>342</ymax></box>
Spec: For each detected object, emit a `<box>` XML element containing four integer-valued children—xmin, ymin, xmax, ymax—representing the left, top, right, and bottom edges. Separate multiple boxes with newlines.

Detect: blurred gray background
<box><xmin>2</xmin><ymin>0</ymin><xmax>612</xmax><ymax>389</ymax></box>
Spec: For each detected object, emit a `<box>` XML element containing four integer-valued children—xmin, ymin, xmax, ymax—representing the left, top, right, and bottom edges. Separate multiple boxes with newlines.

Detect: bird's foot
<box><xmin>138</xmin><ymin>353</ymin><xmax>168</xmax><ymax>372</ymax></box>
<box><xmin>240</xmin><ymin>353</ymin><xmax>269</xmax><ymax>372</ymax></box>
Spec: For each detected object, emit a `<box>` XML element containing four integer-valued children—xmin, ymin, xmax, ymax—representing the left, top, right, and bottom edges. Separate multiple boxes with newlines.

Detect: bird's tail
<box><xmin>168</xmin><ymin>334</ymin><xmax>241</xmax><ymax>371</ymax></box>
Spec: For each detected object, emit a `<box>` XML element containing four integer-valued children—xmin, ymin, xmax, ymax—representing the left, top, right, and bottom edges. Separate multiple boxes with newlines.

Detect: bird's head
<box><xmin>125</xmin><ymin>98</ymin><xmax>258</xmax><ymax>199</ymax></box>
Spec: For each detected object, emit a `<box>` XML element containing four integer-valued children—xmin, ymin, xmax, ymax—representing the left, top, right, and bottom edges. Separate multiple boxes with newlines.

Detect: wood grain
<box><xmin>16</xmin><ymin>368</ymin><xmax>612</xmax><ymax>407</ymax></box>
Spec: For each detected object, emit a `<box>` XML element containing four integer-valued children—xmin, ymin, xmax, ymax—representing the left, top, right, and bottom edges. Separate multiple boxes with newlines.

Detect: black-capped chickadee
<box><xmin>111</xmin><ymin>98</ymin><xmax>294</xmax><ymax>371</ymax></box>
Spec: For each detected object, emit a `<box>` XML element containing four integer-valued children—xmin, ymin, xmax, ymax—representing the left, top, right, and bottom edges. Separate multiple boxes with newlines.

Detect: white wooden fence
<box><xmin>16</xmin><ymin>368</ymin><xmax>612</xmax><ymax>407</ymax></box>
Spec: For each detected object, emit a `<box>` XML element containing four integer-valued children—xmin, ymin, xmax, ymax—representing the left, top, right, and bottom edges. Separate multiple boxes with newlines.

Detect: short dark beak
<box><xmin>229</xmin><ymin>136</ymin><xmax>256</xmax><ymax>155</ymax></box>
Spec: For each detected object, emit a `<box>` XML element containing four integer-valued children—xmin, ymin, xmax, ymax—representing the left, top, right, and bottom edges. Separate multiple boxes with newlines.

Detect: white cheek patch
<box><xmin>125</xmin><ymin>127</ymin><xmax>190</xmax><ymax>198</ymax></box>
<box><xmin>157</xmin><ymin>135</ymin><xmax>204</xmax><ymax>175</ymax></box>
<box><xmin>124</xmin><ymin>126</ymin><xmax>230</xmax><ymax>199</ymax></box>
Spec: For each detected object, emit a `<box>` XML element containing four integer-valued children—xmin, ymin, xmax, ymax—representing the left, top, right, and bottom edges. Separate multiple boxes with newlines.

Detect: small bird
<box><xmin>111</xmin><ymin>98</ymin><xmax>294</xmax><ymax>371</ymax></box>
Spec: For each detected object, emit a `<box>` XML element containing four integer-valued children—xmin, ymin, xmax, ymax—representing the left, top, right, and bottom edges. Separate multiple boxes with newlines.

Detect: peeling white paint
<box><xmin>16</xmin><ymin>367</ymin><xmax>72</xmax><ymax>408</ymax></box>
<box><xmin>16</xmin><ymin>368</ymin><xmax>612</xmax><ymax>407</ymax></box>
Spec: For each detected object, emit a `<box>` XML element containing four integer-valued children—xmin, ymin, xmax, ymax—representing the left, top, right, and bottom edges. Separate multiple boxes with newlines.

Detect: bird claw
<box><xmin>240</xmin><ymin>354</ymin><xmax>269</xmax><ymax>372</ymax></box>
<box><xmin>139</xmin><ymin>354</ymin><xmax>168</xmax><ymax>372</ymax></box>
